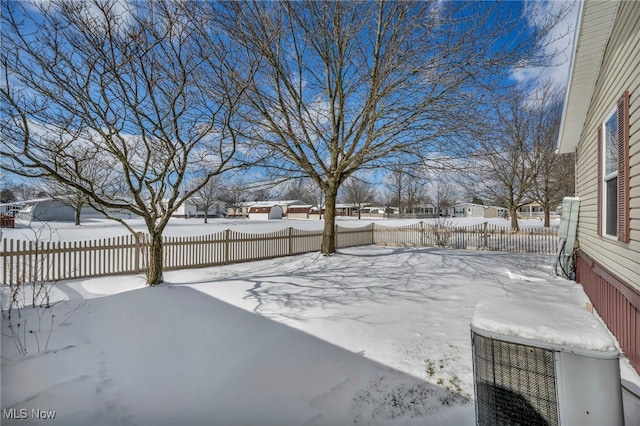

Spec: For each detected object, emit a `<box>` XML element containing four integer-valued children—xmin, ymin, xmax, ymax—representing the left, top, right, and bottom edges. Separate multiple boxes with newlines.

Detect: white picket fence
<box><xmin>1</xmin><ymin>222</ymin><xmax>557</xmax><ymax>285</ymax></box>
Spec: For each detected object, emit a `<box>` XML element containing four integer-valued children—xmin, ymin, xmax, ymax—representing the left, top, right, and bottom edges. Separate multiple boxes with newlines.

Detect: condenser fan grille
<box><xmin>473</xmin><ymin>332</ymin><xmax>559</xmax><ymax>426</ymax></box>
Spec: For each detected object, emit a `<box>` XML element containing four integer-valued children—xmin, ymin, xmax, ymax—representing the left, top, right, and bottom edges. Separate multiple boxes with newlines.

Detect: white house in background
<box><xmin>452</xmin><ymin>203</ymin><xmax>485</xmax><ymax>218</ymax></box>
<box><xmin>360</xmin><ymin>206</ymin><xmax>387</xmax><ymax>217</ymax></box>
<box><xmin>172</xmin><ymin>197</ymin><xmax>226</xmax><ymax>218</ymax></box>
<box><xmin>227</xmin><ymin>200</ymin><xmax>302</xmax><ymax>219</ymax></box>
<box><xmin>248</xmin><ymin>203</ymin><xmax>283</xmax><ymax>220</ymax></box>
<box><xmin>517</xmin><ymin>202</ymin><xmax>545</xmax><ymax>219</ymax></box>
<box><xmin>0</xmin><ymin>201</ymin><xmax>25</xmax><ymax>217</ymax></box>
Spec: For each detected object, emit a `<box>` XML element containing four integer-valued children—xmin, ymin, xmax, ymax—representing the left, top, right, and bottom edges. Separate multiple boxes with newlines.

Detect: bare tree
<box><xmin>280</xmin><ymin>177</ymin><xmax>322</xmax><ymax>206</ymax></box>
<box><xmin>536</xmin><ymin>152</ymin><xmax>575</xmax><ymax>224</ymax></box>
<box><xmin>384</xmin><ymin>163</ymin><xmax>408</xmax><ymax>215</ymax></box>
<box><xmin>468</xmin><ymin>82</ymin><xmax>572</xmax><ymax>229</ymax></box>
<box><xmin>306</xmin><ymin>182</ymin><xmax>326</xmax><ymax>220</ymax></box>
<box><xmin>249</xmin><ymin>186</ymin><xmax>272</xmax><ymax>203</ymax></box>
<box><xmin>1</xmin><ymin>179</ymin><xmax>40</xmax><ymax>202</ymax></box>
<box><xmin>404</xmin><ymin>170</ymin><xmax>430</xmax><ymax>216</ymax></box>
<box><xmin>528</xmin><ymin>84</ymin><xmax>575</xmax><ymax>226</ymax></box>
<box><xmin>218</xmin><ymin>181</ymin><xmax>249</xmax><ymax>218</ymax></box>
<box><xmin>383</xmin><ymin>162</ymin><xmax>431</xmax><ymax>216</ymax></box>
<box><xmin>39</xmin><ymin>177</ymin><xmax>89</xmax><ymax>226</ymax></box>
<box><xmin>1</xmin><ymin>188</ymin><xmax>17</xmax><ymax>204</ymax></box>
<box><xmin>191</xmin><ymin>175</ymin><xmax>223</xmax><ymax>224</ymax></box>
<box><xmin>342</xmin><ymin>175</ymin><xmax>376</xmax><ymax>219</ymax></box>
<box><xmin>431</xmin><ymin>177</ymin><xmax>456</xmax><ymax>217</ymax></box>
<box><xmin>278</xmin><ymin>179</ymin><xmax>304</xmax><ymax>203</ymax></box>
<box><xmin>468</xmin><ymin>86</ymin><xmax>539</xmax><ymax>230</ymax></box>
<box><xmin>1</xmin><ymin>1</ymin><xmax>254</xmax><ymax>284</ymax></box>
<box><xmin>217</xmin><ymin>1</ymin><xmax>569</xmax><ymax>254</ymax></box>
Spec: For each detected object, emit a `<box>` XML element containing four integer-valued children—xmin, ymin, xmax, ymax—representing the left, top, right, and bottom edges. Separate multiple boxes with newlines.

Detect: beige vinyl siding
<box><xmin>575</xmin><ymin>1</ymin><xmax>640</xmax><ymax>291</ymax></box>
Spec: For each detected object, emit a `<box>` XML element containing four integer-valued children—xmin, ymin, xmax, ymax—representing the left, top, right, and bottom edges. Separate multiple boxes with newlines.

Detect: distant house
<box><xmin>248</xmin><ymin>203</ymin><xmax>283</xmax><ymax>220</ymax></box>
<box><xmin>0</xmin><ymin>201</ymin><xmax>24</xmax><ymax>217</ymax></box>
<box><xmin>483</xmin><ymin>206</ymin><xmax>508</xmax><ymax>219</ymax></box>
<box><xmin>335</xmin><ymin>203</ymin><xmax>357</xmax><ymax>217</ymax></box>
<box><xmin>360</xmin><ymin>206</ymin><xmax>387</xmax><ymax>217</ymax></box>
<box><xmin>15</xmin><ymin>198</ymin><xmax>77</xmax><ymax>222</ymax></box>
<box><xmin>312</xmin><ymin>203</ymin><xmax>358</xmax><ymax>218</ymax></box>
<box><xmin>287</xmin><ymin>205</ymin><xmax>319</xmax><ymax>219</ymax></box>
<box><xmin>227</xmin><ymin>200</ymin><xmax>302</xmax><ymax>219</ymax></box>
<box><xmin>406</xmin><ymin>204</ymin><xmax>436</xmax><ymax>216</ymax></box>
<box><xmin>12</xmin><ymin>197</ymin><xmax>116</xmax><ymax>222</ymax></box>
<box><xmin>517</xmin><ymin>202</ymin><xmax>545</xmax><ymax>219</ymax></box>
<box><xmin>452</xmin><ymin>203</ymin><xmax>485</xmax><ymax>218</ymax></box>
<box><xmin>227</xmin><ymin>201</ymin><xmax>253</xmax><ymax>218</ymax></box>
<box><xmin>172</xmin><ymin>198</ymin><xmax>226</xmax><ymax>218</ymax></box>
<box><xmin>556</xmin><ymin>0</ymin><xmax>639</xmax><ymax>372</ymax></box>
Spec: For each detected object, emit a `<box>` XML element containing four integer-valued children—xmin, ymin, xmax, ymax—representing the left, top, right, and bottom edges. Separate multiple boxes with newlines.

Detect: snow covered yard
<box><xmin>2</xmin><ymin>219</ymin><xmax>639</xmax><ymax>425</ymax></box>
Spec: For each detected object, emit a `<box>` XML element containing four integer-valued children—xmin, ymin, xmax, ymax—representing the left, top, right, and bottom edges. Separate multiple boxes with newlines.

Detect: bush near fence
<box><xmin>1</xmin><ymin>222</ymin><xmax>557</xmax><ymax>285</ymax></box>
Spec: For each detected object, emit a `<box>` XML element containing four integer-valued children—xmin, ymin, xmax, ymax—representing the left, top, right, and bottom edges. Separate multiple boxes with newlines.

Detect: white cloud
<box><xmin>511</xmin><ymin>0</ymin><xmax>580</xmax><ymax>89</ymax></box>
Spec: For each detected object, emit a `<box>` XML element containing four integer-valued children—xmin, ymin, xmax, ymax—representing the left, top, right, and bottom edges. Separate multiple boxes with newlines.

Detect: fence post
<box><xmin>224</xmin><ymin>229</ymin><xmax>230</xmax><ymax>264</ymax></box>
<box><xmin>419</xmin><ymin>221</ymin><xmax>424</xmax><ymax>246</ymax></box>
<box><xmin>483</xmin><ymin>222</ymin><xmax>488</xmax><ymax>249</ymax></box>
<box><xmin>288</xmin><ymin>227</ymin><xmax>293</xmax><ymax>255</ymax></box>
<box><xmin>371</xmin><ymin>223</ymin><xmax>375</xmax><ymax>245</ymax></box>
<box><xmin>134</xmin><ymin>233</ymin><xmax>141</xmax><ymax>273</ymax></box>
<box><xmin>2</xmin><ymin>238</ymin><xmax>7</xmax><ymax>285</ymax></box>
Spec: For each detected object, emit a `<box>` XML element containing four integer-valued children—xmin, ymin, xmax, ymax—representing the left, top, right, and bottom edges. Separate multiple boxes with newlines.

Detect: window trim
<box><xmin>601</xmin><ymin>106</ymin><xmax>618</xmax><ymax>239</ymax></box>
<box><xmin>597</xmin><ymin>91</ymin><xmax>630</xmax><ymax>243</ymax></box>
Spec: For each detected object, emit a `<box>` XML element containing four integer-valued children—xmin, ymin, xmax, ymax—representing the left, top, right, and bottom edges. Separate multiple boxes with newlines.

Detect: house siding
<box><xmin>575</xmin><ymin>0</ymin><xmax>640</xmax><ymax>293</ymax></box>
<box><xmin>573</xmin><ymin>1</ymin><xmax>640</xmax><ymax>373</ymax></box>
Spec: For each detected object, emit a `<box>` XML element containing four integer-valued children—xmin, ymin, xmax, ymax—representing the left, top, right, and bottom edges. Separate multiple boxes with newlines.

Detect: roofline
<box><xmin>556</xmin><ymin>0</ymin><xmax>620</xmax><ymax>154</ymax></box>
<box><xmin>556</xmin><ymin>0</ymin><xmax>584</xmax><ymax>153</ymax></box>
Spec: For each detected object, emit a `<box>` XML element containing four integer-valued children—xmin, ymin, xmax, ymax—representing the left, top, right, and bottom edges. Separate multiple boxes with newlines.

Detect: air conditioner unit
<box><xmin>471</xmin><ymin>299</ymin><xmax>624</xmax><ymax>426</ymax></box>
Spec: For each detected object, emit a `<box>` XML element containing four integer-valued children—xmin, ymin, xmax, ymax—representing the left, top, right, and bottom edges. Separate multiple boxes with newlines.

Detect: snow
<box><xmin>2</xmin><ymin>219</ymin><xmax>638</xmax><ymax>425</ymax></box>
<box><xmin>1</xmin><ymin>215</ymin><xmax>558</xmax><ymax>242</ymax></box>
<box><xmin>472</xmin><ymin>298</ymin><xmax>618</xmax><ymax>355</ymax></box>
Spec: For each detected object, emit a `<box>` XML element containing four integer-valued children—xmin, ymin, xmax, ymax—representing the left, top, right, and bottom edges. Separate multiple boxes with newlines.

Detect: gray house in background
<box><xmin>16</xmin><ymin>198</ymin><xmax>75</xmax><ymax>222</ymax></box>
<box><xmin>15</xmin><ymin>198</ymin><xmax>102</xmax><ymax>222</ymax></box>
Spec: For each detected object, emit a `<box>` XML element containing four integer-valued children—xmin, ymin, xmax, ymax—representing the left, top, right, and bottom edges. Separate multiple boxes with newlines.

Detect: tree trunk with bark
<box><xmin>543</xmin><ymin>208</ymin><xmax>551</xmax><ymax>227</ymax></box>
<box><xmin>510</xmin><ymin>207</ymin><xmax>519</xmax><ymax>230</ymax></box>
<box><xmin>321</xmin><ymin>190</ymin><xmax>338</xmax><ymax>255</ymax></box>
<box><xmin>146</xmin><ymin>230</ymin><xmax>164</xmax><ymax>286</ymax></box>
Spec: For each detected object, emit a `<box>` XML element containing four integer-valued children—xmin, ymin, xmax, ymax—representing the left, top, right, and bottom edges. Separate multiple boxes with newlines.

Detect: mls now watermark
<box><xmin>3</xmin><ymin>408</ymin><xmax>57</xmax><ymax>420</ymax></box>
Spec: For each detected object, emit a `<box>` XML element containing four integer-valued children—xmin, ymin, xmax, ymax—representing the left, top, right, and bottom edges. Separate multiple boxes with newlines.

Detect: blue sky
<box><xmin>1</xmin><ymin>0</ymin><xmax>581</xmax><ymax>198</ymax></box>
<box><xmin>512</xmin><ymin>0</ymin><xmax>579</xmax><ymax>89</ymax></box>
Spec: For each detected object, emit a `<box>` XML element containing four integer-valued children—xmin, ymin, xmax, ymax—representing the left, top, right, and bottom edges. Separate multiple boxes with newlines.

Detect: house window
<box><xmin>602</xmin><ymin>109</ymin><xmax>618</xmax><ymax>237</ymax></box>
<box><xmin>598</xmin><ymin>91</ymin><xmax>630</xmax><ymax>242</ymax></box>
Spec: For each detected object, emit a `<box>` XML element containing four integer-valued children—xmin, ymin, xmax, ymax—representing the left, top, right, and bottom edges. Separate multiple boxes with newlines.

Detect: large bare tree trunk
<box><xmin>544</xmin><ymin>208</ymin><xmax>551</xmax><ymax>227</ymax></box>
<box><xmin>147</xmin><ymin>231</ymin><xmax>164</xmax><ymax>286</ymax></box>
<box><xmin>321</xmin><ymin>190</ymin><xmax>338</xmax><ymax>255</ymax></box>
<box><xmin>510</xmin><ymin>208</ymin><xmax>519</xmax><ymax>230</ymax></box>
